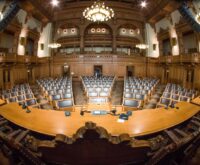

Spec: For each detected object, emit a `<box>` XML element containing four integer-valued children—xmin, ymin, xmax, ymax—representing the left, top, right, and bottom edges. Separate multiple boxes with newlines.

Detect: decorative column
<box><xmin>158</xmin><ymin>39</ymin><xmax>163</xmax><ymax>56</ymax></box>
<box><xmin>194</xmin><ymin>31</ymin><xmax>200</xmax><ymax>52</ymax></box>
<box><xmin>13</xmin><ymin>31</ymin><xmax>20</xmax><ymax>55</ymax></box>
<box><xmin>177</xmin><ymin>32</ymin><xmax>184</xmax><ymax>54</ymax></box>
<box><xmin>34</xmin><ymin>38</ymin><xmax>39</xmax><ymax>56</ymax></box>
<box><xmin>80</xmin><ymin>34</ymin><xmax>84</xmax><ymax>53</ymax></box>
<box><xmin>112</xmin><ymin>30</ymin><xmax>116</xmax><ymax>53</ymax></box>
<box><xmin>79</xmin><ymin>26</ymin><xmax>84</xmax><ymax>54</ymax></box>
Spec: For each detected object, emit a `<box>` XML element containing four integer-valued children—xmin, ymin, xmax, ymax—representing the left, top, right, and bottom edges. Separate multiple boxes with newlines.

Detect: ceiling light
<box><xmin>195</xmin><ymin>13</ymin><xmax>200</xmax><ymax>24</ymax></box>
<box><xmin>48</xmin><ymin>43</ymin><xmax>61</xmax><ymax>49</ymax></box>
<box><xmin>0</xmin><ymin>12</ymin><xmax>3</xmax><ymax>21</ymax></box>
<box><xmin>141</xmin><ymin>1</ymin><xmax>147</xmax><ymax>8</ymax></box>
<box><xmin>136</xmin><ymin>44</ymin><xmax>149</xmax><ymax>49</ymax></box>
<box><xmin>83</xmin><ymin>1</ymin><xmax>114</xmax><ymax>22</ymax></box>
<box><xmin>51</xmin><ymin>0</ymin><xmax>59</xmax><ymax>7</ymax></box>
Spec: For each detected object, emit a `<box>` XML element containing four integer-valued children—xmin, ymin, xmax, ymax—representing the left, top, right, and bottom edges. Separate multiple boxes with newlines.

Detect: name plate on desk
<box><xmin>91</xmin><ymin>110</ymin><xmax>108</xmax><ymax>115</ymax></box>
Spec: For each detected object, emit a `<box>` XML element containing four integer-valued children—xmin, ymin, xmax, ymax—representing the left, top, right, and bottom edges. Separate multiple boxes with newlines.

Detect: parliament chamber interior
<box><xmin>0</xmin><ymin>0</ymin><xmax>200</xmax><ymax>164</ymax></box>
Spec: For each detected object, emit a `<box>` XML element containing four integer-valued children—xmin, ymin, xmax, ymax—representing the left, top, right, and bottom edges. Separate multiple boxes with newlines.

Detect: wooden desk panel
<box><xmin>86</xmin><ymin>103</ymin><xmax>112</xmax><ymax>111</ymax></box>
<box><xmin>0</xmin><ymin>99</ymin><xmax>6</xmax><ymax>105</ymax></box>
<box><xmin>0</xmin><ymin>102</ymin><xmax>199</xmax><ymax>138</ymax></box>
<box><xmin>192</xmin><ymin>96</ymin><xmax>200</xmax><ymax>106</ymax></box>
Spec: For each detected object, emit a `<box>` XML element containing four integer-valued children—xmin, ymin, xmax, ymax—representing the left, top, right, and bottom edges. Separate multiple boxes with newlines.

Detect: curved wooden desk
<box><xmin>192</xmin><ymin>96</ymin><xmax>200</xmax><ymax>106</ymax></box>
<box><xmin>0</xmin><ymin>99</ymin><xmax>6</xmax><ymax>105</ymax></box>
<box><xmin>0</xmin><ymin>102</ymin><xmax>199</xmax><ymax>137</ymax></box>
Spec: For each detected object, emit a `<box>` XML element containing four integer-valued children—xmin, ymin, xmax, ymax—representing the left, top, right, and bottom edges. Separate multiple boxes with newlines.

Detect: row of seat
<box><xmin>37</xmin><ymin>77</ymin><xmax>74</xmax><ymax>111</ymax></box>
<box><xmin>123</xmin><ymin>77</ymin><xmax>159</xmax><ymax>110</ymax></box>
<box><xmin>81</xmin><ymin>76</ymin><xmax>115</xmax><ymax>103</ymax></box>
<box><xmin>163</xmin><ymin>83</ymin><xmax>197</xmax><ymax>99</ymax></box>
<box><xmin>156</xmin><ymin>83</ymin><xmax>198</xmax><ymax>108</ymax></box>
<box><xmin>0</xmin><ymin>84</ymin><xmax>40</xmax><ymax>107</ymax></box>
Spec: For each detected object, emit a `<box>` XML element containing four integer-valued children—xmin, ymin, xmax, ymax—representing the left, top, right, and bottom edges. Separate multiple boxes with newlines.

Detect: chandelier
<box><xmin>136</xmin><ymin>44</ymin><xmax>149</xmax><ymax>50</ymax></box>
<box><xmin>48</xmin><ymin>43</ymin><xmax>61</xmax><ymax>49</ymax></box>
<box><xmin>83</xmin><ymin>1</ymin><xmax>114</xmax><ymax>22</ymax></box>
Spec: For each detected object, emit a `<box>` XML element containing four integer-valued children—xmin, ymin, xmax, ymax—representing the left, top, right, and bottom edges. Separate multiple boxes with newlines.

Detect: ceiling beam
<box><xmin>146</xmin><ymin>0</ymin><xmax>180</xmax><ymax>23</ymax></box>
<box><xmin>22</xmin><ymin>0</ymin><xmax>53</xmax><ymax>22</ymax></box>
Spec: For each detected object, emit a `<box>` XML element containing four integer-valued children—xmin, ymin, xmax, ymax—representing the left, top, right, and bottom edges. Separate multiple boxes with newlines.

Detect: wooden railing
<box><xmin>158</xmin><ymin>53</ymin><xmax>200</xmax><ymax>64</ymax></box>
<box><xmin>0</xmin><ymin>53</ymin><xmax>199</xmax><ymax>64</ymax></box>
<box><xmin>0</xmin><ymin>54</ymin><xmax>38</xmax><ymax>64</ymax></box>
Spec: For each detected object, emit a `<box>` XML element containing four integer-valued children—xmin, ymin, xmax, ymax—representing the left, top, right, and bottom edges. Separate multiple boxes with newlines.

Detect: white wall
<box><xmin>145</xmin><ymin>23</ymin><xmax>159</xmax><ymax>58</ymax></box>
<box><xmin>37</xmin><ymin>23</ymin><xmax>52</xmax><ymax>57</ymax></box>
<box><xmin>153</xmin><ymin>10</ymin><xmax>182</xmax><ymax>56</ymax></box>
<box><xmin>16</xmin><ymin>9</ymin><xmax>44</xmax><ymax>56</ymax></box>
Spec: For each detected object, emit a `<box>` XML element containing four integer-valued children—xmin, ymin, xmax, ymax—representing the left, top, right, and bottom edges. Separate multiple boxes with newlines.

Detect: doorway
<box><xmin>63</xmin><ymin>65</ymin><xmax>70</xmax><ymax>77</ymax></box>
<box><xmin>126</xmin><ymin>66</ymin><xmax>134</xmax><ymax>77</ymax></box>
<box><xmin>94</xmin><ymin>65</ymin><xmax>103</xmax><ymax>77</ymax></box>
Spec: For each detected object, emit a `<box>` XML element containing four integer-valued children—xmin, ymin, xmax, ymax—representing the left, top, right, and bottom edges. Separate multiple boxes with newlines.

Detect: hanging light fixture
<box><xmin>195</xmin><ymin>12</ymin><xmax>200</xmax><ymax>24</ymax></box>
<box><xmin>136</xmin><ymin>44</ymin><xmax>149</xmax><ymax>49</ymax></box>
<box><xmin>48</xmin><ymin>43</ymin><xmax>61</xmax><ymax>49</ymax></box>
<box><xmin>0</xmin><ymin>12</ymin><xmax>3</xmax><ymax>21</ymax></box>
<box><xmin>83</xmin><ymin>0</ymin><xmax>114</xmax><ymax>22</ymax></box>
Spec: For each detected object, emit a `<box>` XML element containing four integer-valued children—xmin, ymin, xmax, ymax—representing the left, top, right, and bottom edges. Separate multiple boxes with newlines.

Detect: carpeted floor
<box><xmin>143</xmin><ymin>84</ymin><xmax>165</xmax><ymax>109</ymax></box>
<box><xmin>34</xmin><ymin>81</ymin><xmax>163</xmax><ymax>108</ymax></box>
<box><xmin>72</xmin><ymin>81</ymin><xmax>124</xmax><ymax>105</ymax></box>
<box><xmin>72</xmin><ymin>81</ymin><xmax>87</xmax><ymax>105</ymax></box>
<box><xmin>111</xmin><ymin>81</ymin><xmax>124</xmax><ymax>105</ymax></box>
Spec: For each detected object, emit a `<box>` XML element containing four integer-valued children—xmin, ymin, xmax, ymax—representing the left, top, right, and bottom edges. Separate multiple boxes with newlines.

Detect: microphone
<box><xmin>26</xmin><ymin>106</ymin><xmax>31</xmax><ymax>113</ymax></box>
<box><xmin>22</xmin><ymin>102</ymin><xmax>27</xmax><ymax>109</ymax></box>
<box><xmin>110</xmin><ymin>109</ymin><xmax>117</xmax><ymax>115</ymax></box>
<box><xmin>80</xmin><ymin>110</ymin><xmax>84</xmax><ymax>116</ymax></box>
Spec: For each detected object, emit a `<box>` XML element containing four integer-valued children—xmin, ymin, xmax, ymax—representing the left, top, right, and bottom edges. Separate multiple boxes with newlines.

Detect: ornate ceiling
<box><xmin>19</xmin><ymin>0</ymin><xmax>181</xmax><ymax>23</ymax></box>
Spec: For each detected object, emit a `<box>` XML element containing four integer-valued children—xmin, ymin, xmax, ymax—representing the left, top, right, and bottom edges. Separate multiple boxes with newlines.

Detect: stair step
<box><xmin>15</xmin><ymin>130</ymin><xmax>29</xmax><ymax>143</ymax></box>
<box><xmin>8</xmin><ymin>129</ymin><xmax>22</xmax><ymax>138</ymax></box>
<box><xmin>174</xmin><ymin>129</ymin><xmax>188</xmax><ymax>137</ymax></box>
<box><xmin>191</xmin><ymin>120</ymin><xmax>200</xmax><ymax>127</ymax></box>
<box><xmin>0</xmin><ymin>120</ymin><xmax>8</xmax><ymax>126</ymax></box>
<box><xmin>165</xmin><ymin>130</ymin><xmax>180</xmax><ymax>144</ymax></box>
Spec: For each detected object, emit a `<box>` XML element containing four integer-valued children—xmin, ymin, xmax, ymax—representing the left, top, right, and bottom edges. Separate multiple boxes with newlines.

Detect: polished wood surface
<box><xmin>0</xmin><ymin>99</ymin><xmax>6</xmax><ymax>105</ymax></box>
<box><xmin>86</xmin><ymin>103</ymin><xmax>112</xmax><ymax>112</ymax></box>
<box><xmin>0</xmin><ymin>102</ymin><xmax>199</xmax><ymax>137</ymax></box>
<box><xmin>192</xmin><ymin>96</ymin><xmax>200</xmax><ymax>106</ymax></box>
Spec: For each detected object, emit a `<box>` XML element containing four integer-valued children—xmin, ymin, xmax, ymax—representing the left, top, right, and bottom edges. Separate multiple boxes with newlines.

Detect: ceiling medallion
<box><xmin>83</xmin><ymin>1</ymin><xmax>114</xmax><ymax>22</ymax></box>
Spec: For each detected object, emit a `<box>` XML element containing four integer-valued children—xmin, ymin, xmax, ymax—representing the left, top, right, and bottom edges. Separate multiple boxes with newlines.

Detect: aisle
<box><xmin>111</xmin><ymin>81</ymin><xmax>124</xmax><ymax>105</ymax></box>
<box><xmin>73</xmin><ymin>81</ymin><xmax>87</xmax><ymax>105</ymax></box>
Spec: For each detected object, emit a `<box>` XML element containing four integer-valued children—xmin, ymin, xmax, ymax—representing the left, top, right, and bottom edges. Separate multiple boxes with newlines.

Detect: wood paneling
<box><xmin>194</xmin><ymin>66</ymin><xmax>200</xmax><ymax>90</ymax></box>
<box><xmin>0</xmin><ymin>54</ymin><xmax>200</xmax><ymax>90</ymax></box>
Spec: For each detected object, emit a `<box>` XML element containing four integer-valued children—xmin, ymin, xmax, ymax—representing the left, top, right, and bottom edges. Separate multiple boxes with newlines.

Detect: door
<box><xmin>63</xmin><ymin>65</ymin><xmax>70</xmax><ymax>77</ymax></box>
<box><xmin>126</xmin><ymin>66</ymin><xmax>134</xmax><ymax>77</ymax></box>
<box><xmin>94</xmin><ymin>65</ymin><xmax>103</xmax><ymax>77</ymax></box>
